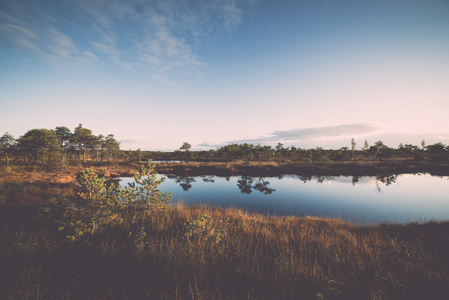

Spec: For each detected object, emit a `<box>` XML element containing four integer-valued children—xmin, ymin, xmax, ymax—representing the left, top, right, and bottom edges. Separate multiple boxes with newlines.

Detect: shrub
<box><xmin>44</xmin><ymin>160</ymin><xmax>172</xmax><ymax>240</ymax></box>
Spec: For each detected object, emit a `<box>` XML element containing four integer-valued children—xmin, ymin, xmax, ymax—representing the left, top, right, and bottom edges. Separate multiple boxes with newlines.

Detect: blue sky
<box><xmin>1</xmin><ymin>0</ymin><xmax>449</xmax><ymax>150</ymax></box>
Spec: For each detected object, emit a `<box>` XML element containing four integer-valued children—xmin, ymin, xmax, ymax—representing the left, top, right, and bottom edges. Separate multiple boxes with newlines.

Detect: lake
<box><xmin>118</xmin><ymin>173</ymin><xmax>449</xmax><ymax>225</ymax></box>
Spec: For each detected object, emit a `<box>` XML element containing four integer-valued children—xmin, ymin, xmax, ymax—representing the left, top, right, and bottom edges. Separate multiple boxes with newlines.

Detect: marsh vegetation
<box><xmin>2</xmin><ymin>126</ymin><xmax>449</xmax><ymax>172</ymax></box>
<box><xmin>2</xmin><ymin>127</ymin><xmax>449</xmax><ymax>298</ymax></box>
<box><xmin>1</xmin><ymin>162</ymin><xmax>449</xmax><ymax>299</ymax></box>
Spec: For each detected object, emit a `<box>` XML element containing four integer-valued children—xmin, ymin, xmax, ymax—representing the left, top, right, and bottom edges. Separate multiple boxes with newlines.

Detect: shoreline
<box><xmin>1</xmin><ymin>160</ymin><xmax>448</xmax><ymax>184</ymax></box>
<box><xmin>155</xmin><ymin>160</ymin><xmax>449</xmax><ymax>177</ymax></box>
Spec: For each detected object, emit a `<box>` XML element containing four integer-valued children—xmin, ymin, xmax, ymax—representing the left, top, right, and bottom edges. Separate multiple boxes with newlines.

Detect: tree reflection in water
<box><xmin>163</xmin><ymin>174</ymin><xmax>401</xmax><ymax>194</ymax></box>
<box><xmin>376</xmin><ymin>174</ymin><xmax>398</xmax><ymax>185</ymax></box>
<box><xmin>315</xmin><ymin>176</ymin><xmax>334</xmax><ymax>183</ymax></box>
<box><xmin>201</xmin><ymin>176</ymin><xmax>215</xmax><ymax>183</ymax></box>
<box><xmin>299</xmin><ymin>175</ymin><xmax>313</xmax><ymax>183</ymax></box>
<box><xmin>237</xmin><ymin>176</ymin><xmax>254</xmax><ymax>194</ymax></box>
<box><xmin>167</xmin><ymin>175</ymin><xmax>196</xmax><ymax>191</ymax></box>
<box><xmin>237</xmin><ymin>176</ymin><xmax>276</xmax><ymax>195</ymax></box>
<box><xmin>297</xmin><ymin>175</ymin><xmax>335</xmax><ymax>183</ymax></box>
<box><xmin>375</xmin><ymin>174</ymin><xmax>398</xmax><ymax>192</ymax></box>
<box><xmin>253</xmin><ymin>178</ymin><xmax>276</xmax><ymax>195</ymax></box>
<box><xmin>166</xmin><ymin>175</ymin><xmax>275</xmax><ymax>194</ymax></box>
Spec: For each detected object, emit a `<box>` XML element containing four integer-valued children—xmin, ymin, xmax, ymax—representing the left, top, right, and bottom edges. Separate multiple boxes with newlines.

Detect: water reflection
<box><xmin>316</xmin><ymin>176</ymin><xmax>334</xmax><ymax>183</ymax></box>
<box><xmin>375</xmin><ymin>174</ymin><xmax>398</xmax><ymax>192</ymax></box>
<box><xmin>376</xmin><ymin>174</ymin><xmax>398</xmax><ymax>186</ymax></box>
<box><xmin>118</xmin><ymin>173</ymin><xmax>449</xmax><ymax>225</ymax></box>
<box><xmin>201</xmin><ymin>176</ymin><xmax>215</xmax><ymax>183</ymax></box>
<box><xmin>167</xmin><ymin>175</ymin><xmax>196</xmax><ymax>191</ymax></box>
<box><xmin>235</xmin><ymin>176</ymin><xmax>276</xmax><ymax>194</ymax></box>
<box><xmin>237</xmin><ymin>176</ymin><xmax>253</xmax><ymax>194</ymax></box>
<box><xmin>252</xmin><ymin>178</ymin><xmax>276</xmax><ymax>194</ymax></box>
<box><xmin>299</xmin><ymin>175</ymin><xmax>313</xmax><ymax>183</ymax></box>
<box><xmin>164</xmin><ymin>174</ymin><xmax>402</xmax><ymax>193</ymax></box>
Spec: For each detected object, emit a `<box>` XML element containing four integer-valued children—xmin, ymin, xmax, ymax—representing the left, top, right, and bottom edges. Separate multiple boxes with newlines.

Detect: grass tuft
<box><xmin>1</xmin><ymin>193</ymin><xmax>449</xmax><ymax>299</ymax></box>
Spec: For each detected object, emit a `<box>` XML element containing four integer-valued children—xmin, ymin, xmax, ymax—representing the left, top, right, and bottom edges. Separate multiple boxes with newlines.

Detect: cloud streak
<box><xmin>228</xmin><ymin>124</ymin><xmax>377</xmax><ymax>145</ymax></box>
<box><xmin>0</xmin><ymin>0</ymin><xmax>255</xmax><ymax>80</ymax></box>
<box><xmin>196</xmin><ymin>124</ymin><xmax>377</xmax><ymax>149</ymax></box>
<box><xmin>198</xmin><ymin>126</ymin><xmax>449</xmax><ymax>150</ymax></box>
<box><xmin>271</xmin><ymin>124</ymin><xmax>377</xmax><ymax>141</ymax></box>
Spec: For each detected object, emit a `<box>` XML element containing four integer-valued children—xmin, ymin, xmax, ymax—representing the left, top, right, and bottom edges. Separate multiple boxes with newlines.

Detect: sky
<box><xmin>1</xmin><ymin>0</ymin><xmax>449</xmax><ymax>151</ymax></box>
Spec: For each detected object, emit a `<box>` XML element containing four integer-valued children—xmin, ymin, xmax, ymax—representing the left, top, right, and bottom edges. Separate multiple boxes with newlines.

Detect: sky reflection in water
<box><xmin>118</xmin><ymin>174</ymin><xmax>449</xmax><ymax>225</ymax></box>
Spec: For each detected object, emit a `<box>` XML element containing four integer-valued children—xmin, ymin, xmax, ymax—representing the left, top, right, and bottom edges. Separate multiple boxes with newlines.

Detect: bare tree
<box><xmin>351</xmin><ymin>138</ymin><xmax>356</xmax><ymax>159</ymax></box>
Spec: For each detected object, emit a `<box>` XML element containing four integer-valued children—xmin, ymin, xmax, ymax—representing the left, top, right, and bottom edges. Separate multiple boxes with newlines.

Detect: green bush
<box><xmin>44</xmin><ymin>160</ymin><xmax>172</xmax><ymax>240</ymax></box>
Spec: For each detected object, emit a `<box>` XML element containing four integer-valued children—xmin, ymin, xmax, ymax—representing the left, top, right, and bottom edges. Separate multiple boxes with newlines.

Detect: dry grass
<box><xmin>0</xmin><ymin>163</ymin><xmax>139</xmax><ymax>185</ymax></box>
<box><xmin>2</xmin><ymin>159</ymin><xmax>448</xmax><ymax>185</ymax></box>
<box><xmin>1</xmin><ymin>196</ymin><xmax>448</xmax><ymax>299</ymax></box>
<box><xmin>0</xmin><ymin>181</ymin><xmax>76</xmax><ymax>207</ymax></box>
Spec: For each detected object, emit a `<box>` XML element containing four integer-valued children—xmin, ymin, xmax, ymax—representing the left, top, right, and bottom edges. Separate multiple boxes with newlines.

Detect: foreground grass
<box><xmin>1</xmin><ymin>199</ymin><xmax>449</xmax><ymax>299</ymax></box>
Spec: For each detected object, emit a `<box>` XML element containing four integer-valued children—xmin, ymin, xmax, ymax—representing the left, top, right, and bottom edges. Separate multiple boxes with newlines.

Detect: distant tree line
<box><xmin>124</xmin><ymin>140</ymin><xmax>449</xmax><ymax>165</ymax></box>
<box><xmin>0</xmin><ymin>124</ymin><xmax>120</xmax><ymax>166</ymax></box>
<box><xmin>2</xmin><ymin>127</ymin><xmax>449</xmax><ymax>166</ymax></box>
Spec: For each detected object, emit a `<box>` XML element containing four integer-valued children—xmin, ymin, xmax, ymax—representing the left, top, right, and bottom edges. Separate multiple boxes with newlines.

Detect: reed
<box><xmin>1</xmin><ymin>198</ymin><xmax>448</xmax><ymax>299</ymax></box>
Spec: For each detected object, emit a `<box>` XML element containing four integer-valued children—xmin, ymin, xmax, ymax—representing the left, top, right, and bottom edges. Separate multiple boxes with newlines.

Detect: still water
<box><xmin>118</xmin><ymin>173</ymin><xmax>449</xmax><ymax>225</ymax></box>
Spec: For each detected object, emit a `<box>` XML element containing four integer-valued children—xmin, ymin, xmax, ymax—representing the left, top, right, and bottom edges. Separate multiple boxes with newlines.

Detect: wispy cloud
<box><xmin>195</xmin><ymin>124</ymin><xmax>377</xmax><ymax>149</ymax></box>
<box><xmin>228</xmin><ymin>124</ymin><xmax>377</xmax><ymax>145</ymax></box>
<box><xmin>271</xmin><ymin>124</ymin><xmax>377</xmax><ymax>141</ymax></box>
<box><xmin>197</xmin><ymin>125</ymin><xmax>449</xmax><ymax>150</ymax></box>
<box><xmin>197</xmin><ymin>141</ymin><xmax>226</xmax><ymax>148</ymax></box>
<box><xmin>0</xmin><ymin>0</ymin><xmax>255</xmax><ymax>80</ymax></box>
<box><xmin>0</xmin><ymin>6</ymin><xmax>99</xmax><ymax>68</ymax></box>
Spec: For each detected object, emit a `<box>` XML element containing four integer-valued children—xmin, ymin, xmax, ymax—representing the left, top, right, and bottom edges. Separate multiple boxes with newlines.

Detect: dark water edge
<box><xmin>154</xmin><ymin>161</ymin><xmax>449</xmax><ymax>177</ymax></box>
